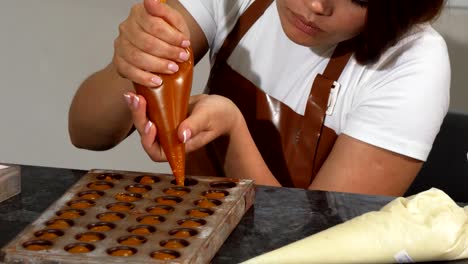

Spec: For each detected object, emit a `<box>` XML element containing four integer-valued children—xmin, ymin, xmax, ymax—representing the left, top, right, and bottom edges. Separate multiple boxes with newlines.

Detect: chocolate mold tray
<box><xmin>1</xmin><ymin>169</ymin><xmax>255</xmax><ymax>264</ymax></box>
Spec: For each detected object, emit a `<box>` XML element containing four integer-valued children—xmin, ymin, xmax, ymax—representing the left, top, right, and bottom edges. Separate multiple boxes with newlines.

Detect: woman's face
<box><xmin>276</xmin><ymin>0</ymin><xmax>368</xmax><ymax>47</ymax></box>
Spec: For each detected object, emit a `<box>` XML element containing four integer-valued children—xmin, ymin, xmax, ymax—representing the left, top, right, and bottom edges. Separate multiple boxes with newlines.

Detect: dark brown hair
<box><xmin>355</xmin><ymin>0</ymin><xmax>446</xmax><ymax>64</ymax></box>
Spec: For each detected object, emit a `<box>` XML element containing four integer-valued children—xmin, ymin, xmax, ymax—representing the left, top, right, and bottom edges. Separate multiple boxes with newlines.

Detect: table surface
<box><xmin>0</xmin><ymin>164</ymin><xmax>467</xmax><ymax>264</ymax></box>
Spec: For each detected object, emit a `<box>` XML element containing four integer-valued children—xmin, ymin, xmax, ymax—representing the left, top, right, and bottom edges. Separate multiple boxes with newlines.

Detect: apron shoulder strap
<box><xmin>215</xmin><ymin>0</ymin><xmax>274</xmax><ymax>63</ymax></box>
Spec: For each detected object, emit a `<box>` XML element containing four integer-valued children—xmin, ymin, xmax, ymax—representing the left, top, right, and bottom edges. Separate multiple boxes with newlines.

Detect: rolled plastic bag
<box><xmin>242</xmin><ymin>188</ymin><xmax>468</xmax><ymax>263</ymax></box>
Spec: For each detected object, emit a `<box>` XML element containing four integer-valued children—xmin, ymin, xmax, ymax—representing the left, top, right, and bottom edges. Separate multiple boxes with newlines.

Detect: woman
<box><xmin>68</xmin><ymin>0</ymin><xmax>449</xmax><ymax>196</ymax></box>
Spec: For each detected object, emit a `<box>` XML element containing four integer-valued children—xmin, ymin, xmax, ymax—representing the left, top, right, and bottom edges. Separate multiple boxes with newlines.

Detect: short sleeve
<box><xmin>342</xmin><ymin>28</ymin><xmax>450</xmax><ymax>161</ymax></box>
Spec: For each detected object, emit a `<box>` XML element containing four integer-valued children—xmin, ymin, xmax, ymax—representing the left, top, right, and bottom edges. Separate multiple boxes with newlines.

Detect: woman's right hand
<box><xmin>113</xmin><ymin>0</ymin><xmax>192</xmax><ymax>87</ymax></box>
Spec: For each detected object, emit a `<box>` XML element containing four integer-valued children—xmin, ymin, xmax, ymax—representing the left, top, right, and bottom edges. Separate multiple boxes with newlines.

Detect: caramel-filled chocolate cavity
<box><xmin>126</xmin><ymin>184</ymin><xmax>151</xmax><ymax>193</ymax></box>
<box><xmin>77</xmin><ymin>190</ymin><xmax>104</xmax><ymax>200</ymax></box>
<box><xmin>56</xmin><ymin>209</ymin><xmax>85</xmax><ymax>219</ymax></box>
<box><xmin>34</xmin><ymin>229</ymin><xmax>64</xmax><ymax>240</ymax></box>
<box><xmin>195</xmin><ymin>198</ymin><xmax>222</xmax><ymax>208</ymax></box>
<box><xmin>67</xmin><ymin>199</ymin><xmax>95</xmax><ymax>209</ymax></box>
<box><xmin>160</xmin><ymin>239</ymin><xmax>189</xmax><ymax>249</ymax></box>
<box><xmin>137</xmin><ymin>215</ymin><xmax>165</xmax><ymax>225</ymax></box>
<box><xmin>23</xmin><ymin>240</ymin><xmax>52</xmax><ymax>251</ymax></box>
<box><xmin>164</xmin><ymin>186</ymin><xmax>190</xmax><ymax>196</ymax></box>
<box><xmin>127</xmin><ymin>225</ymin><xmax>156</xmax><ymax>235</ymax></box>
<box><xmin>155</xmin><ymin>196</ymin><xmax>183</xmax><ymax>205</ymax></box>
<box><xmin>115</xmin><ymin>193</ymin><xmax>142</xmax><ymax>202</ymax></box>
<box><xmin>203</xmin><ymin>190</ymin><xmax>229</xmax><ymax>199</ymax></box>
<box><xmin>106</xmin><ymin>202</ymin><xmax>135</xmax><ymax>212</ymax></box>
<box><xmin>187</xmin><ymin>208</ymin><xmax>214</xmax><ymax>218</ymax></box>
<box><xmin>169</xmin><ymin>228</ymin><xmax>198</xmax><ymax>238</ymax></box>
<box><xmin>97</xmin><ymin>212</ymin><xmax>125</xmax><ymax>222</ymax></box>
<box><xmin>65</xmin><ymin>243</ymin><xmax>94</xmax><ymax>254</ymax></box>
<box><xmin>96</xmin><ymin>173</ymin><xmax>123</xmax><ymax>181</ymax></box>
<box><xmin>76</xmin><ymin>232</ymin><xmax>105</xmax><ymax>242</ymax></box>
<box><xmin>151</xmin><ymin>249</ymin><xmax>180</xmax><ymax>260</ymax></box>
<box><xmin>146</xmin><ymin>205</ymin><xmax>174</xmax><ymax>215</ymax></box>
<box><xmin>135</xmin><ymin>175</ymin><xmax>160</xmax><ymax>184</ymax></box>
<box><xmin>118</xmin><ymin>235</ymin><xmax>147</xmax><ymax>246</ymax></box>
<box><xmin>87</xmin><ymin>181</ymin><xmax>114</xmax><ymax>190</ymax></box>
<box><xmin>46</xmin><ymin>219</ymin><xmax>74</xmax><ymax>229</ymax></box>
<box><xmin>107</xmin><ymin>246</ymin><xmax>137</xmax><ymax>257</ymax></box>
<box><xmin>134</xmin><ymin>47</ymin><xmax>194</xmax><ymax>186</ymax></box>
<box><xmin>87</xmin><ymin>222</ymin><xmax>115</xmax><ymax>232</ymax></box>
<box><xmin>178</xmin><ymin>218</ymin><xmax>206</xmax><ymax>228</ymax></box>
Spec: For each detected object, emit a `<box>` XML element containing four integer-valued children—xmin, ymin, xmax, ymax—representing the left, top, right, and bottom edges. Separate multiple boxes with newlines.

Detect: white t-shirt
<box><xmin>179</xmin><ymin>0</ymin><xmax>451</xmax><ymax>161</ymax></box>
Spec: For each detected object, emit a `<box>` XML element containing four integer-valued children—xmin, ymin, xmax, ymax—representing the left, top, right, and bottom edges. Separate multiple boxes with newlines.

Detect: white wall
<box><xmin>0</xmin><ymin>1</ymin><xmax>466</xmax><ymax>172</ymax></box>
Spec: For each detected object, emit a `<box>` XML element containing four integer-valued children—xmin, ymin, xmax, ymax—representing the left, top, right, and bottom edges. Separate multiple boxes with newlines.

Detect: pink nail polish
<box><xmin>182</xmin><ymin>129</ymin><xmax>191</xmax><ymax>143</ymax></box>
<box><xmin>181</xmin><ymin>40</ymin><xmax>190</xmax><ymax>48</ymax></box>
<box><xmin>132</xmin><ymin>95</ymin><xmax>139</xmax><ymax>109</ymax></box>
<box><xmin>179</xmin><ymin>51</ymin><xmax>189</xmax><ymax>61</ymax></box>
<box><xmin>145</xmin><ymin>121</ymin><xmax>153</xmax><ymax>134</ymax></box>
<box><xmin>168</xmin><ymin>62</ymin><xmax>179</xmax><ymax>73</ymax></box>
<box><xmin>151</xmin><ymin>76</ymin><xmax>162</xmax><ymax>86</ymax></box>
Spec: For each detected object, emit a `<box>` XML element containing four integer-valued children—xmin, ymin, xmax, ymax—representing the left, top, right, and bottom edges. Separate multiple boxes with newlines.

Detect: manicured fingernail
<box><xmin>145</xmin><ymin>121</ymin><xmax>153</xmax><ymax>134</ymax></box>
<box><xmin>151</xmin><ymin>76</ymin><xmax>162</xmax><ymax>86</ymax></box>
<box><xmin>168</xmin><ymin>62</ymin><xmax>179</xmax><ymax>73</ymax></box>
<box><xmin>179</xmin><ymin>51</ymin><xmax>189</xmax><ymax>61</ymax></box>
<box><xmin>123</xmin><ymin>93</ymin><xmax>132</xmax><ymax>106</ymax></box>
<box><xmin>181</xmin><ymin>40</ymin><xmax>190</xmax><ymax>48</ymax></box>
<box><xmin>182</xmin><ymin>129</ymin><xmax>191</xmax><ymax>143</ymax></box>
<box><xmin>132</xmin><ymin>95</ymin><xmax>139</xmax><ymax>109</ymax></box>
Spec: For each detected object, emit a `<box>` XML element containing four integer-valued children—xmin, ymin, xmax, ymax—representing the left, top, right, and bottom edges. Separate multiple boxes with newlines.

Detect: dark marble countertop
<box><xmin>1</xmin><ymin>164</ymin><xmax>467</xmax><ymax>263</ymax></box>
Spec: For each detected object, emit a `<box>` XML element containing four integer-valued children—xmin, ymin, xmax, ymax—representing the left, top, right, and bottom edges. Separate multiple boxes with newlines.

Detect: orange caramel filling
<box><xmin>59</xmin><ymin>211</ymin><xmax>81</xmax><ymax>219</ymax></box>
<box><xmin>163</xmin><ymin>241</ymin><xmax>185</xmax><ymax>249</ymax></box>
<box><xmin>70</xmin><ymin>201</ymin><xmax>93</xmax><ymax>209</ymax></box>
<box><xmin>98</xmin><ymin>213</ymin><xmax>122</xmax><ymax>222</ymax></box>
<box><xmin>204</xmin><ymin>192</ymin><xmax>226</xmax><ymax>199</ymax></box>
<box><xmin>110</xmin><ymin>249</ymin><xmax>134</xmax><ymax>257</ymax></box>
<box><xmin>156</xmin><ymin>198</ymin><xmax>177</xmax><ymax>205</ymax></box>
<box><xmin>152</xmin><ymin>252</ymin><xmax>177</xmax><ymax>260</ymax></box>
<box><xmin>115</xmin><ymin>194</ymin><xmax>139</xmax><ymax>202</ymax></box>
<box><xmin>47</xmin><ymin>220</ymin><xmax>71</xmax><ymax>229</ymax></box>
<box><xmin>88</xmin><ymin>183</ymin><xmax>112</xmax><ymax>190</ymax></box>
<box><xmin>120</xmin><ymin>237</ymin><xmax>143</xmax><ymax>246</ymax></box>
<box><xmin>138</xmin><ymin>216</ymin><xmax>161</xmax><ymax>225</ymax></box>
<box><xmin>127</xmin><ymin>186</ymin><xmax>147</xmax><ymax>193</ymax></box>
<box><xmin>180</xmin><ymin>220</ymin><xmax>202</xmax><ymax>228</ymax></box>
<box><xmin>139</xmin><ymin>176</ymin><xmax>155</xmax><ymax>184</ymax></box>
<box><xmin>67</xmin><ymin>245</ymin><xmax>91</xmax><ymax>253</ymax></box>
<box><xmin>25</xmin><ymin>244</ymin><xmax>50</xmax><ymax>251</ymax></box>
<box><xmin>79</xmin><ymin>193</ymin><xmax>101</xmax><ymax>200</ymax></box>
<box><xmin>109</xmin><ymin>204</ymin><xmax>131</xmax><ymax>212</ymax></box>
<box><xmin>188</xmin><ymin>210</ymin><xmax>209</xmax><ymax>218</ymax></box>
<box><xmin>147</xmin><ymin>207</ymin><xmax>170</xmax><ymax>215</ymax></box>
<box><xmin>164</xmin><ymin>189</ymin><xmax>187</xmax><ymax>196</ymax></box>
<box><xmin>78</xmin><ymin>234</ymin><xmax>101</xmax><ymax>242</ymax></box>
<box><xmin>130</xmin><ymin>228</ymin><xmax>151</xmax><ymax>235</ymax></box>
<box><xmin>173</xmin><ymin>230</ymin><xmax>192</xmax><ymax>238</ymax></box>
<box><xmin>197</xmin><ymin>199</ymin><xmax>217</xmax><ymax>208</ymax></box>
<box><xmin>89</xmin><ymin>225</ymin><xmax>112</xmax><ymax>232</ymax></box>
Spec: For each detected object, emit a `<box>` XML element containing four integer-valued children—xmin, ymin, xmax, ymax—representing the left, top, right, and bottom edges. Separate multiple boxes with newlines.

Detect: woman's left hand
<box><xmin>124</xmin><ymin>92</ymin><xmax>242</xmax><ymax>162</ymax></box>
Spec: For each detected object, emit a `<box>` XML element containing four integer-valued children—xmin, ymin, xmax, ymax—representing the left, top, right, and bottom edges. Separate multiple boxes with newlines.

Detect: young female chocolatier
<box><xmin>68</xmin><ymin>0</ymin><xmax>449</xmax><ymax>196</ymax></box>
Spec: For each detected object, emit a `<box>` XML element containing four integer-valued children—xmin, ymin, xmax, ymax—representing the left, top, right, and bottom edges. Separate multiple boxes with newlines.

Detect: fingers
<box><xmin>113</xmin><ymin>2</ymin><xmax>191</xmax><ymax>86</ymax></box>
<box><xmin>143</xmin><ymin>0</ymin><xmax>191</xmax><ymax>39</ymax></box>
<box><xmin>123</xmin><ymin>92</ymin><xmax>166</xmax><ymax>161</ymax></box>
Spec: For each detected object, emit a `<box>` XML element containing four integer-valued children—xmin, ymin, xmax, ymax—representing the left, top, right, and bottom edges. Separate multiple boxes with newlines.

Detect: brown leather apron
<box><xmin>186</xmin><ymin>0</ymin><xmax>354</xmax><ymax>188</ymax></box>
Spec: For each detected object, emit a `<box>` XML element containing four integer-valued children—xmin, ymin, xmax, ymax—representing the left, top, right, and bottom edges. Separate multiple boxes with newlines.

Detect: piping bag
<box><xmin>133</xmin><ymin>5</ymin><xmax>194</xmax><ymax>185</ymax></box>
<box><xmin>242</xmin><ymin>188</ymin><xmax>468</xmax><ymax>263</ymax></box>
